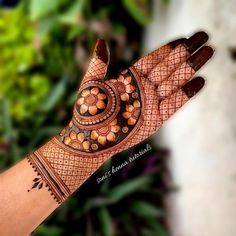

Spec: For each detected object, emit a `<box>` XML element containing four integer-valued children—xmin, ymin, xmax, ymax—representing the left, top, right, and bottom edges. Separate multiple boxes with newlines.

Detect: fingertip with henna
<box><xmin>184</xmin><ymin>31</ymin><xmax>209</xmax><ymax>53</ymax></box>
<box><xmin>187</xmin><ymin>46</ymin><xmax>214</xmax><ymax>71</ymax></box>
<box><xmin>93</xmin><ymin>39</ymin><xmax>109</xmax><ymax>64</ymax></box>
<box><xmin>182</xmin><ymin>77</ymin><xmax>205</xmax><ymax>98</ymax></box>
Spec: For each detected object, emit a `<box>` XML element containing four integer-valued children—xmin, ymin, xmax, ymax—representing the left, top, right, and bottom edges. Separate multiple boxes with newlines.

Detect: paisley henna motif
<box><xmin>27</xmin><ymin>32</ymin><xmax>214</xmax><ymax>203</ymax></box>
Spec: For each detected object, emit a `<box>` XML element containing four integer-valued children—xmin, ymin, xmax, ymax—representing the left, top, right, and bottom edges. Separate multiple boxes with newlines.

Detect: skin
<box><xmin>0</xmin><ymin>31</ymin><xmax>214</xmax><ymax>235</ymax></box>
<box><xmin>0</xmin><ymin>159</ymin><xmax>59</xmax><ymax>235</ymax></box>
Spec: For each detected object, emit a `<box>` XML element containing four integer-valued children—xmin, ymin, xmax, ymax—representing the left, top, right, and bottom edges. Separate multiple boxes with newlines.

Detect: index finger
<box><xmin>133</xmin><ymin>38</ymin><xmax>186</xmax><ymax>77</ymax></box>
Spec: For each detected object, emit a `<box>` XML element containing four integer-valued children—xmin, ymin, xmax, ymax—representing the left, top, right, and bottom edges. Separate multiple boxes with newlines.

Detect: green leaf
<box><xmin>162</xmin><ymin>0</ymin><xmax>171</xmax><ymax>4</ymax></box>
<box><xmin>2</xmin><ymin>99</ymin><xmax>20</xmax><ymax>161</ymax></box>
<box><xmin>58</xmin><ymin>0</ymin><xmax>86</xmax><ymax>25</ymax></box>
<box><xmin>129</xmin><ymin>200</ymin><xmax>164</xmax><ymax>218</ymax></box>
<box><xmin>41</xmin><ymin>79</ymin><xmax>66</xmax><ymax>112</ymax></box>
<box><xmin>107</xmin><ymin>176</ymin><xmax>152</xmax><ymax>202</ymax></box>
<box><xmin>67</xmin><ymin>26</ymin><xmax>85</xmax><ymax>40</ymax></box>
<box><xmin>122</xmin><ymin>0</ymin><xmax>151</xmax><ymax>26</ymax></box>
<box><xmin>28</xmin><ymin>126</ymin><xmax>61</xmax><ymax>149</ymax></box>
<box><xmin>37</xmin><ymin>17</ymin><xmax>57</xmax><ymax>38</ymax></box>
<box><xmin>145</xmin><ymin>218</ymin><xmax>169</xmax><ymax>236</ymax></box>
<box><xmin>77</xmin><ymin>197</ymin><xmax>113</xmax><ymax>217</ymax></box>
<box><xmin>100</xmin><ymin>159</ymin><xmax>112</xmax><ymax>193</ymax></box>
<box><xmin>2</xmin><ymin>99</ymin><xmax>11</xmax><ymax>140</ymax></box>
<box><xmin>66</xmin><ymin>91</ymin><xmax>77</xmax><ymax>106</ymax></box>
<box><xmin>97</xmin><ymin>207</ymin><xmax>113</xmax><ymax>236</ymax></box>
<box><xmin>30</xmin><ymin>0</ymin><xmax>62</xmax><ymax>20</ymax></box>
<box><xmin>112</xmin><ymin>23</ymin><xmax>126</xmax><ymax>34</ymax></box>
<box><xmin>120</xmin><ymin>213</ymin><xmax>133</xmax><ymax>234</ymax></box>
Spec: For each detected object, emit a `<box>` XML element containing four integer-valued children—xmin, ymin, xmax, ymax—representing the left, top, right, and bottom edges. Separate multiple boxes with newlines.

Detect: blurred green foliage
<box><xmin>0</xmin><ymin>0</ymin><xmax>170</xmax><ymax>235</ymax></box>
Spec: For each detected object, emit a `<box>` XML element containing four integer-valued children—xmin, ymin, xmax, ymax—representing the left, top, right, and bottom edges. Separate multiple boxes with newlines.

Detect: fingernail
<box><xmin>187</xmin><ymin>46</ymin><xmax>214</xmax><ymax>71</ymax></box>
<box><xmin>184</xmin><ymin>31</ymin><xmax>209</xmax><ymax>53</ymax></box>
<box><xmin>93</xmin><ymin>39</ymin><xmax>109</xmax><ymax>63</ymax></box>
<box><xmin>182</xmin><ymin>77</ymin><xmax>205</xmax><ymax>98</ymax></box>
<box><xmin>168</xmin><ymin>38</ymin><xmax>187</xmax><ymax>48</ymax></box>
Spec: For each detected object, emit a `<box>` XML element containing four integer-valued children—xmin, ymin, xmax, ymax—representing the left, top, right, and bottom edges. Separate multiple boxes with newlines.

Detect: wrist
<box><xmin>27</xmin><ymin>137</ymin><xmax>108</xmax><ymax>203</ymax></box>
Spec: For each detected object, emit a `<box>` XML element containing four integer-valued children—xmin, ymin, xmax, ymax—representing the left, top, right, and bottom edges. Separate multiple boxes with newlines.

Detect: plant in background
<box><xmin>0</xmin><ymin>0</ymin><xmax>170</xmax><ymax>235</ymax></box>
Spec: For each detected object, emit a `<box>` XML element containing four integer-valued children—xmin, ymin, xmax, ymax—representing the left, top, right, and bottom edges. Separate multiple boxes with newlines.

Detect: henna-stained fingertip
<box><xmin>94</xmin><ymin>39</ymin><xmax>109</xmax><ymax>63</ymax></box>
<box><xmin>182</xmin><ymin>77</ymin><xmax>205</xmax><ymax>98</ymax></box>
<box><xmin>184</xmin><ymin>31</ymin><xmax>209</xmax><ymax>53</ymax></box>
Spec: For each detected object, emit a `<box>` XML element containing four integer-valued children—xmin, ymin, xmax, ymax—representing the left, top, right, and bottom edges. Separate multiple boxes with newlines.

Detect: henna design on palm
<box><xmin>27</xmin><ymin>32</ymin><xmax>214</xmax><ymax>203</ymax></box>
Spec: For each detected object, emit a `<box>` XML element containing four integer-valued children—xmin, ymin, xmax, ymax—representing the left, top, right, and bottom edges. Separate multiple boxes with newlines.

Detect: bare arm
<box><xmin>0</xmin><ymin>159</ymin><xmax>59</xmax><ymax>235</ymax></box>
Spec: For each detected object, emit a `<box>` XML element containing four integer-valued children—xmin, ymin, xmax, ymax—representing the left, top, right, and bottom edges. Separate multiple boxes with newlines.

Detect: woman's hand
<box><xmin>27</xmin><ymin>31</ymin><xmax>214</xmax><ymax>203</ymax></box>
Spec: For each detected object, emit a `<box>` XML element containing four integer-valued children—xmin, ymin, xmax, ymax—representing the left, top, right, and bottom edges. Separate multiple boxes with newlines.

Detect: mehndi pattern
<box><xmin>27</xmin><ymin>32</ymin><xmax>213</xmax><ymax>203</ymax></box>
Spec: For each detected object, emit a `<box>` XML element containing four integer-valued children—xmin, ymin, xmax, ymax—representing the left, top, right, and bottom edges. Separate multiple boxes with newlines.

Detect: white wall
<box><xmin>143</xmin><ymin>0</ymin><xmax>236</xmax><ymax>235</ymax></box>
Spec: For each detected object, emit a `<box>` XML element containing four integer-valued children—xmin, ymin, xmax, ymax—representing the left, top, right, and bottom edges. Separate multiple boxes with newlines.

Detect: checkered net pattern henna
<box><xmin>148</xmin><ymin>45</ymin><xmax>190</xmax><ymax>84</ymax></box>
<box><xmin>82</xmin><ymin>58</ymin><xmax>108</xmax><ymax>84</ymax></box>
<box><xmin>27</xmin><ymin>139</ymin><xmax>109</xmax><ymax>203</ymax></box>
<box><xmin>39</xmin><ymin>139</ymin><xmax>107</xmax><ymax>189</ymax></box>
<box><xmin>159</xmin><ymin>90</ymin><xmax>189</xmax><ymax>122</ymax></box>
<box><xmin>27</xmin><ymin>37</ymin><xmax>205</xmax><ymax>203</ymax></box>
<box><xmin>133</xmin><ymin>45</ymin><xmax>174</xmax><ymax>76</ymax></box>
<box><xmin>158</xmin><ymin>62</ymin><xmax>195</xmax><ymax>99</ymax></box>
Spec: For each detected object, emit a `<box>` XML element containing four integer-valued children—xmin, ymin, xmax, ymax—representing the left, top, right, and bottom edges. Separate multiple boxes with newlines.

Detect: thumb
<box><xmin>82</xmin><ymin>39</ymin><xmax>110</xmax><ymax>84</ymax></box>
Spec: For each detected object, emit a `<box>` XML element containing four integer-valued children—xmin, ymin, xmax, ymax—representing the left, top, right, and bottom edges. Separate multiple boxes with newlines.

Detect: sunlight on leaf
<box><xmin>30</xmin><ymin>0</ymin><xmax>62</xmax><ymax>20</ymax></box>
<box><xmin>40</xmin><ymin>79</ymin><xmax>66</xmax><ymax>112</ymax></box>
<box><xmin>122</xmin><ymin>0</ymin><xmax>151</xmax><ymax>26</ymax></box>
<box><xmin>107</xmin><ymin>175</ymin><xmax>152</xmax><ymax>202</ymax></box>
<box><xmin>129</xmin><ymin>200</ymin><xmax>164</xmax><ymax>218</ymax></box>
<box><xmin>59</xmin><ymin>0</ymin><xmax>86</xmax><ymax>25</ymax></box>
<box><xmin>97</xmin><ymin>207</ymin><xmax>113</xmax><ymax>236</ymax></box>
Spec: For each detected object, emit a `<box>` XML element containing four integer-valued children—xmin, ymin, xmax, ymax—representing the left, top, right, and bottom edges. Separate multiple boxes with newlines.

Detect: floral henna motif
<box><xmin>90</xmin><ymin>119</ymin><xmax>120</xmax><ymax>145</ymax></box>
<box><xmin>77</xmin><ymin>87</ymin><xmax>107</xmax><ymax>115</ymax></box>
<box><xmin>109</xmin><ymin>71</ymin><xmax>135</xmax><ymax>101</ymax></box>
<box><xmin>122</xmin><ymin>100</ymin><xmax>141</xmax><ymax>125</ymax></box>
<box><xmin>64</xmin><ymin>131</ymin><xmax>90</xmax><ymax>150</ymax></box>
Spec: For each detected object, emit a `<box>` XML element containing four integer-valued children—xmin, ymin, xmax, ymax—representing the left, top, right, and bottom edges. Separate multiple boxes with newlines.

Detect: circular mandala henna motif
<box><xmin>73</xmin><ymin>80</ymin><xmax>118</xmax><ymax>126</ymax></box>
<box><xmin>60</xmin><ymin>69</ymin><xmax>143</xmax><ymax>153</ymax></box>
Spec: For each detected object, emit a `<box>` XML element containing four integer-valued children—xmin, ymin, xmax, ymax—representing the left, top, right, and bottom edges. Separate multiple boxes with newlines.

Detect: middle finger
<box><xmin>147</xmin><ymin>31</ymin><xmax>209</xmax><ymax>85</ymax></box>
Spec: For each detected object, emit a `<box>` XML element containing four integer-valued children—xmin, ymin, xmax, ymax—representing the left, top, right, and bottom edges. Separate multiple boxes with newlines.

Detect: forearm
<box><xmin>0</xmin><ymin>158</ymin><xmax>59</xmax><ymax>236</ymax></box>
<box><xmin>0</xmin><ymin>136</ymin><xmax>107</xmax><ymax>236</ymax></box>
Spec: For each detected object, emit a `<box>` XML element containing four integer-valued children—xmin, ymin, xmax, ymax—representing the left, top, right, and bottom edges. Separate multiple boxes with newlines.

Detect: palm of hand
<box><xmin>58</xmin><ymin>31</ymin><xmax>213</xmax><ymax>158</ymax></box>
